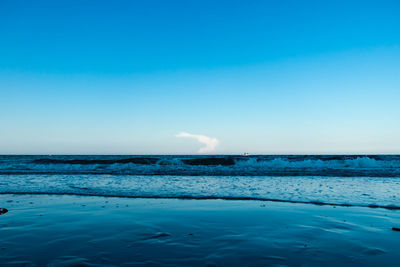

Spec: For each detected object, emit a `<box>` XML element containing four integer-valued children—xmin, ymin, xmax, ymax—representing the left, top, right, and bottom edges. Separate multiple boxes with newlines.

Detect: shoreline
<box><xmin>2</xmin><ymin>192</ymin><xmax>400</xmax><ymax>210</ymax></box>
<box><xmin>2</xmin><ymin>194</ymin><xmax>400</xmax><ymax>266</ymax></box>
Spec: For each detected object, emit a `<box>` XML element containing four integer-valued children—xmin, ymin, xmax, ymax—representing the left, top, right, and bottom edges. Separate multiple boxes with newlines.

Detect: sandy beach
<box><xmin>1</xmin><ymin>194</ymin><xmax>400</xmax><ymax>266</ymax></box>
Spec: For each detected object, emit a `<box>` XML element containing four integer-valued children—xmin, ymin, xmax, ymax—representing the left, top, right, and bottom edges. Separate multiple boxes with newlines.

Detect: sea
<box><xmin>1</xmin><ymin>155</ymin><xmax>400</xmax><ymax>209</ymax></box>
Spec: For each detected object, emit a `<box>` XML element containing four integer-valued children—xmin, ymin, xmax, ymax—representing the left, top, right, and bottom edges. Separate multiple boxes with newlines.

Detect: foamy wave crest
<box><xmin>0</xmin><ymin>155</ymin><xmax>400</xmax><ymax>177</ymax></box>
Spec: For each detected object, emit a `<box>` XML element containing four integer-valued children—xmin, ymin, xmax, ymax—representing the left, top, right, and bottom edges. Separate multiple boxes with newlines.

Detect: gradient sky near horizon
<box><xmin>1</xmin><ymin>0</ymin><xmax>400</xmax><ymax>154</ymax></box>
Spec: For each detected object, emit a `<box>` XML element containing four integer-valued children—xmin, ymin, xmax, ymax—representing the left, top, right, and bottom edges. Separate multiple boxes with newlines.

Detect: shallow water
<box><xmin>1</xmin><ymin>195</ymin><xmax>400</xmax><ymax>266</ymax></box>
<box><xmin>1</xmin><ymin>174</ymin><xmax>400</xmax><ymax>209</ymax></box>
<box><xmin>2</xmin><ymin>155</ymin><xmax>400</xmax><ymax>265</ymax></box>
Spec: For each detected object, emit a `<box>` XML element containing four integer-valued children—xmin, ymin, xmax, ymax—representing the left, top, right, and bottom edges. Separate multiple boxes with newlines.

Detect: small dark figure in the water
<box><xmin>0</xmin><ymin>208</ymin><xmax>8</xmax><ymax>215</ymax></box>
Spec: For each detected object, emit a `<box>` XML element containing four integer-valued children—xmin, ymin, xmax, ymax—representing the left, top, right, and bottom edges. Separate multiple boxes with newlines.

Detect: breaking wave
<box><xmin>1</xmin><ymin>155</ymin><xmax>400</xmax><ymax>208</ymax></box>
<box><xmin>1</xmin><ymin>155</ymin><xmax>400</xmax><ymax>177</ymax></box>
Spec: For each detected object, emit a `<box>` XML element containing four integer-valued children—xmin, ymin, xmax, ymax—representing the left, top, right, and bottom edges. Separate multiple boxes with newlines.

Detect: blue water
<box><xmin>1</xmin><ymin>155</ymin><xmax>400</xmax><ymax>176</ymax></box>
<box><xmin>1</xmin><ymin>155</ymin><xmax>400</xmax><ymax>208</ymax></box>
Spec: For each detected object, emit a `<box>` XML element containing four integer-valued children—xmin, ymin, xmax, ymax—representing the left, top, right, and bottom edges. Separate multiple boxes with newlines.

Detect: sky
<box><xmin>0</xmin><ymin>0</ymin><xmax>400</xmax><ymax>154</ymax></box>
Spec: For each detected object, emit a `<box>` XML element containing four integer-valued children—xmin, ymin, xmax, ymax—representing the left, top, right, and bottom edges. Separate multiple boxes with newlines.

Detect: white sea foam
<box><xmin>0</xmin><ymin>155</ymin><xmax>399</xmax><ymax>176</ymax></box>
<box><xmin>1</xmin><ymin>174</ymin><xmax>400</xmax><ymax>208</ymax></box>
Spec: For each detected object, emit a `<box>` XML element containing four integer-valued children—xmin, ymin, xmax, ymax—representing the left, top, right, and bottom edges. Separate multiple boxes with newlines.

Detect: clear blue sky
<box><xmin>1</xmin><ymin>0</ymin><xmax>399</xmax><ymax>154</ymax></box>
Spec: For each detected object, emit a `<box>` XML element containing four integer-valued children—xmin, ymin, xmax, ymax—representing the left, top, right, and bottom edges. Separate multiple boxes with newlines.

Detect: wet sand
<box><xmin>1</xmin><ymin>194</ymin><xmax>400</xmax><ymax>266</ymax></box>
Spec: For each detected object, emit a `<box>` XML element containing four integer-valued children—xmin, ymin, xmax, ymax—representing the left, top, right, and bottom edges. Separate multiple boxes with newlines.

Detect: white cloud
<box><xmin>176</xmin><ymin>132</ymin><xmax>219</xmax><ymax>153</ymax></box>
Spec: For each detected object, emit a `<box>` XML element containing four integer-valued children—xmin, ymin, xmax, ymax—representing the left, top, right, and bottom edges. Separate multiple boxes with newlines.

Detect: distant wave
<box><xmin>33</xmin><ymin>157</ymin><xmax>159</xmax><ymax>165</ymax></box>
<box><xmin>1</xmin><ymin>155</ymin><xmax>400</xmax><ymax>177</ymax></box>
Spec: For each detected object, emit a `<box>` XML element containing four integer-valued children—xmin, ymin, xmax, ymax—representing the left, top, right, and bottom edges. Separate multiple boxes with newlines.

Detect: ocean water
<box><xmin>1</xmin><ymin>155</ymin><xmax>400</xmax><ymax>208</ymax></box>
